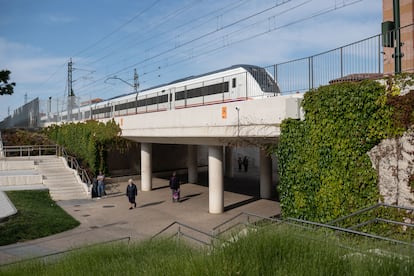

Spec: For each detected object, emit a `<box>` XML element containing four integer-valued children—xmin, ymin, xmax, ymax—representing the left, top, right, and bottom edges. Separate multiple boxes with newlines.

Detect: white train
<box><xmin>46</xmin><ymin>64</ymin><xmax>280</xmax><ymax>123</ymax></box>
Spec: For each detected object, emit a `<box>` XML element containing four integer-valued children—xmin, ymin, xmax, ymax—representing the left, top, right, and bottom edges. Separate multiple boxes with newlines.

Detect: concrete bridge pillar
<box><xmin>141</xmin><ymin>143</ymin><xmax>152</xmax><ymax>191</ymax></box>
<box><xmin>225</xmin><ymin>146</ymin><xmax>234</xmax><ymax>178</ymax></box>
<box><xmin>208</xmin><ymin>145</ymin><xmax>224</xmax><ymax>214</ymax></box>
<box><xmin>260</xmin><ymin>148</ymin><xmax>273</xmax><ymax>199</ymax></box>
<box><xmin>187</xmin><ymin>145</ymin><xmax>198</xmax><ymax>183</ymax></box>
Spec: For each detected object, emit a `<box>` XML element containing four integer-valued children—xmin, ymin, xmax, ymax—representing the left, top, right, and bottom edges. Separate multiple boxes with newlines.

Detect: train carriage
<box><xmin>41</xmin><ymin>64</ymin><xmax>280</xmax><ymax>124</ymax></box>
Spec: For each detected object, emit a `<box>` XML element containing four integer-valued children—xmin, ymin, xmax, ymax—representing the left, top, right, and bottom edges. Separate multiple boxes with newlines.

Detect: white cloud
<box><xmin>46</xmin><ymin>15</ymin><xmax>77</xmax><ymax>24</ymax></box>
<box><xmin>0</xmin><ymin>37</ymin><xmax>69</xmax><ymax>119</ymax></box>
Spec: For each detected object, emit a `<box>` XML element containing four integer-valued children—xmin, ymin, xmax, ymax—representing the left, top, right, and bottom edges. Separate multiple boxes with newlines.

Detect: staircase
<box><xmin>35</xmin><ymin>156</ymin><xmax>90</xmax><ymax>201</ymax></box>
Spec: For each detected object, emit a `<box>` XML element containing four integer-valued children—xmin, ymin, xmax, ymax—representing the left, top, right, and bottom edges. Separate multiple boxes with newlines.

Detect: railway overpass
<box><xmin>95</xmin><ymin>95</ymin><xmax>303</xmax><ymax>214</ymax></box>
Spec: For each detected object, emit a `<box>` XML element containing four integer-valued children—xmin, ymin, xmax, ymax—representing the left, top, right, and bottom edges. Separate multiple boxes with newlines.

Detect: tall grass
<box><xmin>1</xmin><ymin>224</ymin><xmax>412</xmax><ymax>275</ymax></box>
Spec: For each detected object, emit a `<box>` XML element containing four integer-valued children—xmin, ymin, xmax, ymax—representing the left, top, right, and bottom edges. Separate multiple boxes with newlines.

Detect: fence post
<box><xmin>177</xmin><ymin>226</ymin><xmax>181</xmax><ymax>245</ymax></box>
<box><xmin>378</xmin><ymin>35</ymin><xmax>382</xmax><ymax>74</ymax></box>
<box><xmin>340</xmin><ymin>47</ymin><xmax>344</xmax><ymax>78</ymax></box>
<box><xmin>308</xmin><ymin>56</ymin><xmax>314</xmax><ymax>90</ymax></box>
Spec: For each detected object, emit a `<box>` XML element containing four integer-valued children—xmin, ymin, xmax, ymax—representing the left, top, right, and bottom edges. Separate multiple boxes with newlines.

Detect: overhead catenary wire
<box><xmin>39</xmin><ymin>0</ymin><xmax>365</xmax><ymax>103</ymax></box>
<box><xmin>74</xmin><ymin>0</ymin><xmax>362</xmax><ymax>99</ymax></box>
<box><xmin>72</xmin><ymin>0</ymin><xmax>163</xmax><ymax>58</ymax></box>
<box><xmin>74</xmin><ymin>0</ymin><xmax>294</xmax><ymax>96</ymax></box>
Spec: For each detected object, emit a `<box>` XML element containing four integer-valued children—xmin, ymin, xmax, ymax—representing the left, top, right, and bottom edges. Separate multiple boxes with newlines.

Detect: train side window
<box><xmin>232</xmin><ymin>78</ymin><xmax>236</xmax><ymax>88</ymax></box>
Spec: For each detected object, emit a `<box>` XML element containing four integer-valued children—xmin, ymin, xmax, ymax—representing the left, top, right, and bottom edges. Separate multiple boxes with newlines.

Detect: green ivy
<box><xmin>276</xmin><ymin>80</ymin><xmax>409</xmax><ymax>222</ymax></box>
<box><xmin>43</xmin><ymin>119</ymin><xmax>122</xmax><ymax>174</ymax></box>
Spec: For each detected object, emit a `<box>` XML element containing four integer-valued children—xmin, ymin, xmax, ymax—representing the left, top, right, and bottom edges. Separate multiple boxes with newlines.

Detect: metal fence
<box><xmin>265</xmin><ymin>23</ymin><xmax>414</xmax><ymax>94</ymax></box>
<box><xmin>265</xmin><ymin>34</ymin><xmax>383</xmax><ymax>94</ymax></box>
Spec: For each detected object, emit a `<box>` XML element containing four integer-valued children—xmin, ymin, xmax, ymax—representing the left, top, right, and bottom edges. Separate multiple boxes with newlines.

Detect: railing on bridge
<box><xmin>265</xmin><ymin>23</ymin><xmax>414</xmax><ymax>94</ymax></box>
<box><xmin>266</xmin><ymin>33</ymin><xmax>384</xmax><ymax>94</ymax></box>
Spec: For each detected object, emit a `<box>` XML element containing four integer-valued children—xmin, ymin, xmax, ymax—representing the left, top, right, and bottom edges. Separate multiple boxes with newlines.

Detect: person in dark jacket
<box><xmin>126</xmin><ymin>179</ymin><xmax>138</xmax><ymax>209</ymax></box>
<box><xmin>169</xmin><ymin>171</ymin><xmax>180</xmax><ymax>202</ymax></box>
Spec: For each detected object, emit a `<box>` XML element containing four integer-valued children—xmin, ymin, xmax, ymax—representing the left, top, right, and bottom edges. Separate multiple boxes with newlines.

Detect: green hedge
<box><xmin>44</xmin><ymin>120</ymin><xmax>122</xmax><ymax>174</ymax></box>
<box><xmin>276</xmin><ymin>79</ymin><xmax>412</xmax><ymax>222</ymax></box>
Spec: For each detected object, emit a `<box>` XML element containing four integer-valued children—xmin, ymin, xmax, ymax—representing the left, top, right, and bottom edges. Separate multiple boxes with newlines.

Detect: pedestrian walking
<box><xmin>169</xmin><ymin>171</ymin><xmax>180</xmax><ymax>202</ymax></box>
<box><xmin>126</xmin><ymin>179</ymin><xmax>138</xmax><ymax>209</ymax></box>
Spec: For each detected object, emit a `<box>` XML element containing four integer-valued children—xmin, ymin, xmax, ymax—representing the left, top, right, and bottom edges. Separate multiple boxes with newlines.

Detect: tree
<box><xmin>0</xmin><ymin>70</ymin><xmax>16</xmax><ymax>95</ymax></box>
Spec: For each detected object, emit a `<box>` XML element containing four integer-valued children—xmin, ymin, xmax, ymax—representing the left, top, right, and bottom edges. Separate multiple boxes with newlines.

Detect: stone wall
<box><xmin>368</xmin><ymin>128</ymin><xmax>414</xmax><ymax>207</ymax></box>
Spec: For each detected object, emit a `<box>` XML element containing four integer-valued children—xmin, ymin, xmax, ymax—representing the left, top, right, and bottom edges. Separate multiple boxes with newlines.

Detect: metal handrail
<box><xmin>151</xmin><ymin>213</ymin><xmax>282</xmax><ymax>248</ymax></box>
<box><xmin>153</xmin><ymin>207</ymin><xmax>414</xmax><ymax>249</ymax></box>
<box><xmin>212</xmin><ymin>212</ymin><xmax>281</xmax><ymax>236</ymax></box>
<box><xmin>2</xmin><ymin>145</ymin><xmax>59</xmax><ymax>157</ymax></box>
<box><xmin>60</xmin><ymin>147</ymin><xmax>92</xmax><ymax>186</ymax></box>
<box><xmin>286</xmin><ymin>217</ymin><xmax>414</xmax><ymax>247</ymax></box>
<box><xmin>151</xmin><ymin>221</ymin><xmax>218</xmax><ymax>246</ymax></box>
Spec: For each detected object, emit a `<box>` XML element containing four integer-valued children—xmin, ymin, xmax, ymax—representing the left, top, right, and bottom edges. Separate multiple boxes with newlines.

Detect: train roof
<box><xmin>105</xmin><ymin>64</ymin><xmax>270</xmax><ymax>101</ymax></box>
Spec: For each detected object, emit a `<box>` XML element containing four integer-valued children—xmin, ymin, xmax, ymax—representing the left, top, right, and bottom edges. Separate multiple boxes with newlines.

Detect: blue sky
<box><xmin>1</xmin><ymin>0</ymin><xmax>382</xmax><ymax>120</ymax></box>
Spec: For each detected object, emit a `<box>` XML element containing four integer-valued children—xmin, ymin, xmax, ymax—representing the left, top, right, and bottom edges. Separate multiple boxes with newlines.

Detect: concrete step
<box><xmin>43</xmin><ymin>175</ymin><xmax>76</xmax><ymax>180</ymax></box>
<box><xmin>35</xmin><ymin>156</ymin><xmax>90</xmax><ymax>201</ymax></box>
<box><xmin>43</xmin><ymin>182</ymin><xmax>82</xmax><ymax>189</ymax></box>
<box><xmin>51</xmin><ymin>193</ymin><xmax>89</xmax><ymax>201</ymax></box>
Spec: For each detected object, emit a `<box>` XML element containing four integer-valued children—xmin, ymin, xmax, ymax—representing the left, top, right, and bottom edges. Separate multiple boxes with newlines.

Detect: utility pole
<box><xmin>67</xmin><ymin>58</ymin><xmax>75</xmax><ymax>120</ymax></box>
<box><xmin>133</xmin><ymin>69</ymin><xmax>139</xmax><ymax>114</ymax></box>
<box><xmin>68</xmin><ymin>58</ymin><xmax>73</xmax><ymax>97</ymax></box>
<box><xmin>134</xmin><ymin>68</ymin><xmax>139</xmax><ymax>93</ymax></box>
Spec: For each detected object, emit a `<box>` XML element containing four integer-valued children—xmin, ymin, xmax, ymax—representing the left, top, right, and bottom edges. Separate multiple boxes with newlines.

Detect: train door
<box><xmin>169</xmin><ymin>87</ymin><xmax>175</xmax><ymax>110</ymax></box>
<box><xmin>228</xmin><ymin>76</ymin><xmax>238</xmax><ymax>101</ymax></box>
<box><xmin>237</xmin><ymin>72</ymin><xmax>248</xmax><ymax>99</ymax></box>
<box><xmin>229</xmin><ymin>73</ymin><xmax>244</xmax><ymax>100</ymax></box>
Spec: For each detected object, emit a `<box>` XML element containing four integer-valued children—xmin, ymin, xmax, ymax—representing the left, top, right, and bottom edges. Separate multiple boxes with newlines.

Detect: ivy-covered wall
<box><xmin>44</xmin><ymin>120</ymin><xmax>123</xmax><ymax>175</ymax></box>
<box><xmin>276</xmin><ymin>79</ymin><xmax>413</xmax><ymax>222</ymax></box>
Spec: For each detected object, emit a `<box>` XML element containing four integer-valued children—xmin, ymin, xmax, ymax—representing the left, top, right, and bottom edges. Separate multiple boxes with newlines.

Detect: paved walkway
<box><xmin>0</xmin><ymin>173</ymin><xmax>281</xmax><ymax>266</ymax></box>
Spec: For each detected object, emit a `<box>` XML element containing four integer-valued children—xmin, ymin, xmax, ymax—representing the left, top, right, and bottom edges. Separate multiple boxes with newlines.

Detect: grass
<box><xmin>0</xmin><ymin>190</ymin><xmax>80</xmax><ymax>245</ymax></box>
<box><xmin>0</xmin><ymin>191</ymin><xmax>413</xmax><ymax>275</ymax></box>
<box><xmin>1</xmin><ymin>223</ymin><xmax>413</xmax><ymax>275</ymax></box>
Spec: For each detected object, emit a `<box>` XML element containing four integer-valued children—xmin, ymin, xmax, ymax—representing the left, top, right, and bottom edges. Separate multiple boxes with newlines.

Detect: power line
<box><xmin>131</xmin><ymin>0</ymin><xmax>364</xmax><ymax>86</ymax></box>
<box><xmin>75</xmin><ymin>0</ymin><xmax>293</xmax><ymax>95</ymax></box>
<box><xmin>72</xmin><ymin>0</ymin><xmax>163</xmax><ymax>58</ymax></box>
